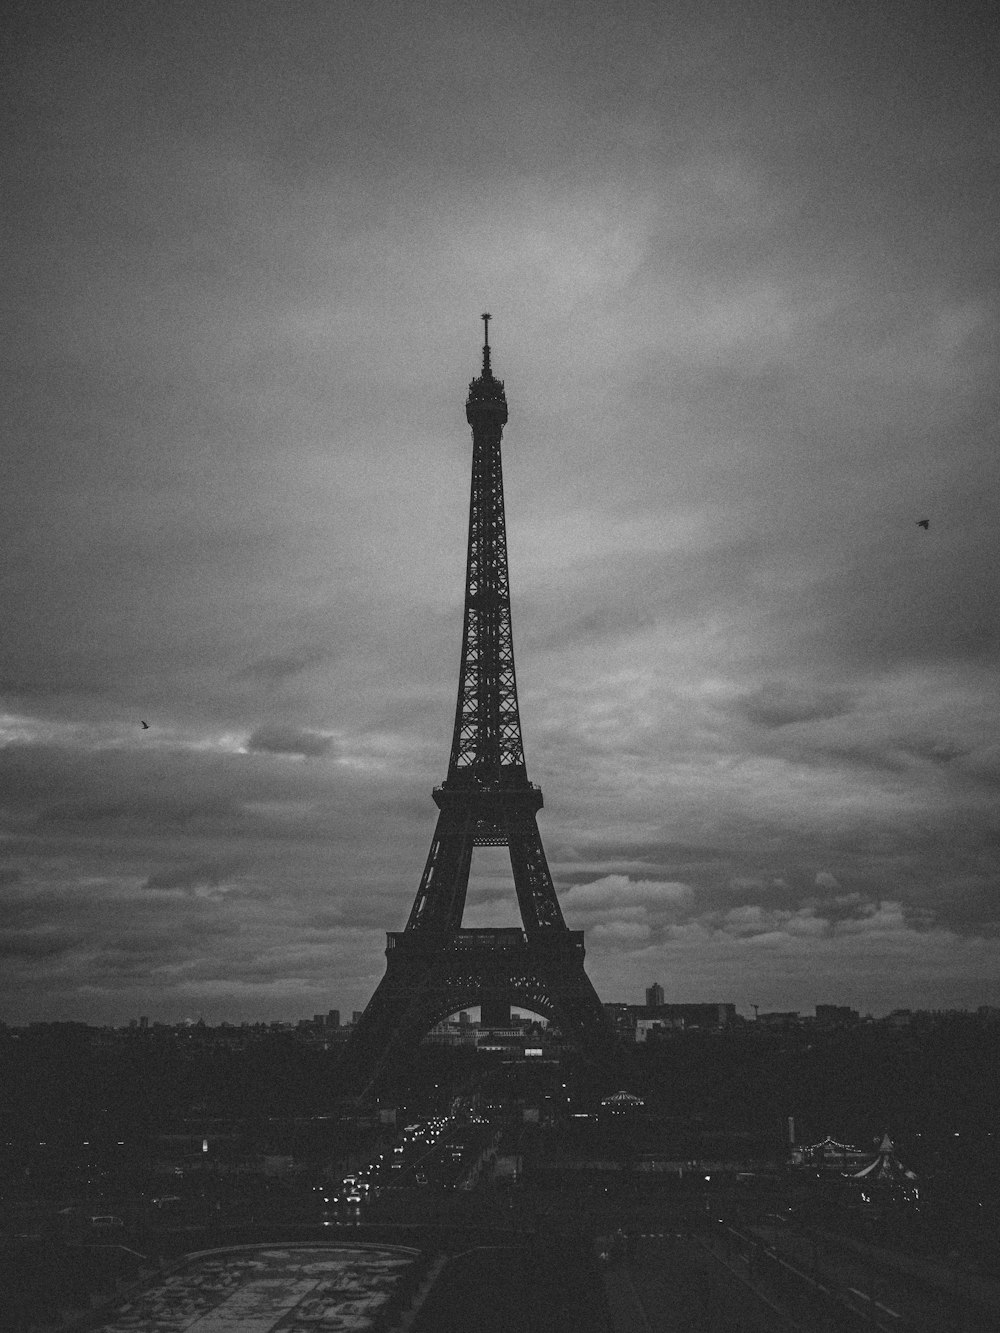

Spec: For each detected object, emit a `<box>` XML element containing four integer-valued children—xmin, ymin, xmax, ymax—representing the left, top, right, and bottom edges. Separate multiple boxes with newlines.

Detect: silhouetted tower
<box><xmin>343</xmin><ymin>316</ymin><xmax>617</xmax><ymax>1095</ymax></box>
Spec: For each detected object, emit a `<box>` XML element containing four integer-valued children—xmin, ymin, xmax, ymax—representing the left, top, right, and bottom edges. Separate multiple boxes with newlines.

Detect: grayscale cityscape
<box><xmin>3</xmin><ymin>2</ymin><xmax>997</xmax><ymax>1330</ymax></box>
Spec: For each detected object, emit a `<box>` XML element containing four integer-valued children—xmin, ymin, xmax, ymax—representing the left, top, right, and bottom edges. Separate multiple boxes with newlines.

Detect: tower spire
<box><xmin>481</xmin><ymin>311</ymin><xmax>492</xmax><ymax>375</ymax></box>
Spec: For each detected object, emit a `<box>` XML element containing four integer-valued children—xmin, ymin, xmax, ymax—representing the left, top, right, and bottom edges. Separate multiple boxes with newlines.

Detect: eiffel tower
<box><xmin>343</xmin><ymin>316</ymin><xmax>617</xmax><ymax>1096</ymax></box>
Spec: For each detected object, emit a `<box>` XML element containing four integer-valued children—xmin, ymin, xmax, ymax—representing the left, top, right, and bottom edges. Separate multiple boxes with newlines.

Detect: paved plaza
<box><xmin>92</xmin><ymin>1244</ymin><xmax>418</xmax><ymax>1333</ymax></box>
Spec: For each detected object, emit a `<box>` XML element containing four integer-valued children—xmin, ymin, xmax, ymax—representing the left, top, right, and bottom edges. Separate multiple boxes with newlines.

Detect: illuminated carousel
<box><xmin>848</xmin><ymin>1132</ymin><xmax>919</xmax><ymax>1209</ymax></box>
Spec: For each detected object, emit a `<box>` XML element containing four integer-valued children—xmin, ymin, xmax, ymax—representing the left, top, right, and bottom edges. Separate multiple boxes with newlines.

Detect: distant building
<box><xmin>475</xmin><ymin>1026</ymin><xmax>524</xmax><ymax>1050</ymax></box>
<box><xmin>815</xmin><ymin>1004</ymin><xmax>859</xmax><ymax>1027</ymax></box>
<box><xmin>650</xmin><ymin>1002</ymin><xmax>736</xmax><ymax>1030</ymax></box>
<box><xmin>635</xmin><ymin>1017</ymin><xmax>681</xmax><ymax>1042</ymax></box>
<box><xmin>645</xmin><ymin>982</ymin><xmax>665</xmax><ymax>1008</ymax></box>
<box><xmin>352</xmin><ymin>1011</ymin><xmax>363</xmax><ymax>1025</ymax></box>
<box><xmin>423</xmin><ymin>1021</ymin><xmax>476</xmax><ymax>1048</ymax></box>
<box><xmin>605</xmin><ymin>1001</ymin><xmax>736</xmax><ymax>1041</ymax></box>
<box><xmin>603</xmin><ymin>1003</ymin><xmax>637</xmax><ymax>1041</ymax></box>
<box><xmin>327</xmin><ymin>1010</ymin><xmax>340</xmax><ymax>1028</ymax></box>
<box><xmin>756</xmin><ymin>1011</ymin><xmax>800</xmax><ymax>1029</ymax></box>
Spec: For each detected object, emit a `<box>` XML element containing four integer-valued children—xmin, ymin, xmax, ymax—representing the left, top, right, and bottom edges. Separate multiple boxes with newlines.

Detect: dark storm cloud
<box><xmin>246</xmin><ymin>725</ymin><xmax>334</xmax><ymax>758</ymax></box>
<box><xmin>143</xmin><ymin>861</ymin><xmax>240</xmax><ymax>894</ymax></box>
<box><xmin>0</xmin><ymin>885</ymin><xmax>56</xmax><ymax>931</ymax></box>
<box><xmin>900</xmin><ymin>739</ymin><xmax>971</xmax><ymax>766</ymax></box>
<box><xmin>557</xmin><ymin>840</ymin><xmax>727</xmax><ymax>868</ymax></box>
<box><xmin>234</xmin><ymin>651</ymin><xmax>329</xmax><ymax>687</ymax></box>
<box><xmin>0</xmin><ymin>931</ymin><xmax>83</xmax><ymax>960</ymax></box>
<box><xmin>918</xmin><ymin>878</ymin><xmax>1000</xmax><ymax>939</ymax></box>
<box><xmin>730</xmin><ymin>683</ymin><xmax>855</xmax><ymax>730</ymax></box>
<box><xmin>1</xmin><ymin>742</ymin><xmax>299</xmax><ymax>834</ymax></box>
<box><xmin>804</xmin><ymin>892</ymin><xmax>884</xmax><ymax>928</ymax></box>
<box><xmin>303</xmin><ymin>907</ymin><xmax>344</xmax><ymax>931</ymax></box>
<box><xmin>553</xmin><ymin>792</ymin><xmax>1000</xmax><ymax>943</ymax></box>
<box><xmin>733</xmin><ymin>726</ymin><xmax>1000</xmax><ymax>807</ymax></box>
<box><xmin>36</xmin><ymin>793</ymin><xmax>243</xmax><ymax>831</ymax></box>
<box><xmin>522</xmin><ymin>536</ymin><xmax>773</xmax><ymax>656</ymax></box>
<box><xmin>801</xmin><ymin>541</ymin><xmax>1000</xmax><ymax>675</ymax></box>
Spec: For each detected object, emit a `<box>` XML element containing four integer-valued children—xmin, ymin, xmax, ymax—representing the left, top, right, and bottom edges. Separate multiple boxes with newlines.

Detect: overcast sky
<box><xmin>3</xmin><ymin>0</ymin><xmax>998</xmax><ymax>1026</ymax></box>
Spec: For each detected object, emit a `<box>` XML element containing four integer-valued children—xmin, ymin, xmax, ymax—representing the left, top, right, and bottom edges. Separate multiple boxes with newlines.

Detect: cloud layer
<box><xmin>2</xmin><ymin>1</ymin><xmax>998</xmax><ymax>1022</ymax></box>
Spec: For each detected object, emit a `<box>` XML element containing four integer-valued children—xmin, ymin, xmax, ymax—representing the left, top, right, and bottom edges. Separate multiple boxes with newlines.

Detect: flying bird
<box><xmin>917</xmin><ymin>519</ymin><xmax>929</xmax><ymax>529</ymax></box>
<box><xmin>141</xmin><ymin>720</ymin><xmax>149</xmax><ymax>729</ymax></box>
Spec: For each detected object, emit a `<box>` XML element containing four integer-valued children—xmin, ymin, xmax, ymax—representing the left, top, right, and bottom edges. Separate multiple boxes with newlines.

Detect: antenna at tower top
<box><xmin>481</xmin><ymin>312</ymin><xmax>491</xmax><ymax>375</ymax></box>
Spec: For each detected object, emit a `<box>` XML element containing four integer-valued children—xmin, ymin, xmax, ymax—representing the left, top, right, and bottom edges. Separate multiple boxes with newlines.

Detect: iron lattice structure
<box><xmin>344</xmin><ymin>317</ymin><xmax>617</xmax><ymax>1095</ymax></box>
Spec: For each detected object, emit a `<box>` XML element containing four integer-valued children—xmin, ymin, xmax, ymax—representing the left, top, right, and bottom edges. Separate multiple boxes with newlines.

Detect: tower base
<box><xmin>341</xmin><ymin>927</ymin><xmax>617</xmax><ymax>1097</ymax></box>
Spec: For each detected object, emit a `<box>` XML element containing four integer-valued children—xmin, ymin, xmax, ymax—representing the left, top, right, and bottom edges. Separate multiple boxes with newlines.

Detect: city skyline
<box><xmin>12</xmin><ymin>993</ymin><xmax>999</xmax><ymax>1032</ymax></box>
<box><xmin>3</xmin><ymin>2</ymin><xmax>998</xmax><ymax>1027</ymax></box>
